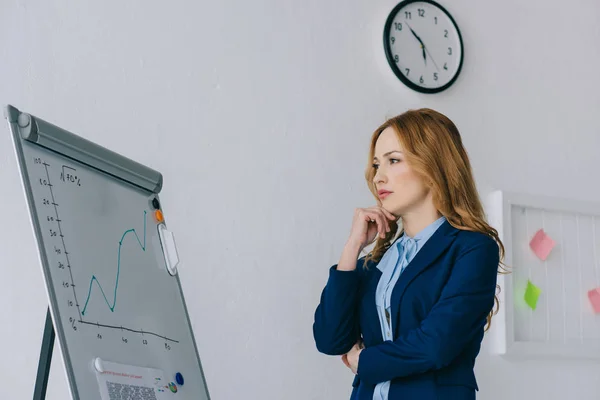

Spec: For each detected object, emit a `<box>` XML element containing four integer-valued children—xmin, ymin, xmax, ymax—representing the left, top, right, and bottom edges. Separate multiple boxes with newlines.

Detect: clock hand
<box><xmin>424</xmin><ymin>46</ymin><xmax>440</xmax><ymax>71</ymax></box>
<box><xmin>406</xmin><ymin>22</ymin><xmax>440</xmax><ymax>72</ymax></box>
<box><xmin>406</xmin><ymin>22</ymin><xmax>427</xmax><ymax>65</ymax></box>
<box><xmin>406</xmin><ymin>22</ymin><xmax>424</xmax><ymax>44</ymax></box>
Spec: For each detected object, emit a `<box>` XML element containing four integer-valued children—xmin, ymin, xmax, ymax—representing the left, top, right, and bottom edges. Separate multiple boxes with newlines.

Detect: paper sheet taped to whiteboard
<box><xmin>95</xmin><ymin>359</ymin><xmax>177</xmax><ymax>399</ymax></box>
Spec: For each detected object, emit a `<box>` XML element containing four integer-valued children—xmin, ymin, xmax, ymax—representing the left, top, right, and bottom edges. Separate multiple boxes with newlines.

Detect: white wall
<box><xmin>1</xmin><ymin>0</ymin><xmax>599</xmax><ymax>399</ymax></box>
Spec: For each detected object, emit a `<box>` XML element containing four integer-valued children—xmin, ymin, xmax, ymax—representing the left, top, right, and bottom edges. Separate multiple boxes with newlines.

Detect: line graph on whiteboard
<box><xmin>32</xmin><ymin>156</ymin><xmax>179</xmax><ymax>347</ymax></box>
<box><xmin>81</xmin><ymin>210</ymin><xmax>147</xmax><ymax>316</ymax></box>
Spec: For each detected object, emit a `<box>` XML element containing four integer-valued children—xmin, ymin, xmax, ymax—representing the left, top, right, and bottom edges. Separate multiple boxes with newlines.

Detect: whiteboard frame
<box><xmin>486</xmin><ymin>189</ymin><xmax>600</xmax><ymax>360</ymax></box>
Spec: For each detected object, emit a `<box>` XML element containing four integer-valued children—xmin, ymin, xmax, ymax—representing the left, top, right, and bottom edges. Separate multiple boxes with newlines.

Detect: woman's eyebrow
<box><xmin>373</xmin><ymin>150</ymin><xmax>402</xmax><ymax>161</ymax></box>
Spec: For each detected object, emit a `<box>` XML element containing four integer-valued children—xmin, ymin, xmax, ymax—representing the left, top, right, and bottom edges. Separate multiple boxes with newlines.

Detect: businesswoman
<box><xmin>313</xmin><ymin>108</ymin><xmax>505</xmax><ymax>400</ymax></box>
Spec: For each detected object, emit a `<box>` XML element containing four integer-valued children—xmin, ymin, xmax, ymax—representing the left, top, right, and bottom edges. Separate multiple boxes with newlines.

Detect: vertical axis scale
<box><xmin>42</xmin><ymin>162</ymin><xmax>83</xmax><ymax>322</ymax></box>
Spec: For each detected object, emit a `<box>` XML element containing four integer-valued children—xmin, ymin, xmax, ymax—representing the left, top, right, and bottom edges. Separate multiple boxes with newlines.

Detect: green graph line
<box><xmin>81</xmin><ymin>210</ymin><xmax>147</xmax><ymax>316</ymax></box>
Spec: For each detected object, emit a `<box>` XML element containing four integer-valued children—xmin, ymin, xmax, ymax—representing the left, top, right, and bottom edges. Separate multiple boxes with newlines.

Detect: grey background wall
<box><xmin>1</xmin><ymin>0</ymin><xmax>599</xmax><ymax>398</ymax></box>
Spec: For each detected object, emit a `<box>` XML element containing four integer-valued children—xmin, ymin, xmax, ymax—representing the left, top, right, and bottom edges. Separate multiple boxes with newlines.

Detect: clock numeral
<box><xmin>434</xmin><ymin>16</ymin><xmax>438</xmax><ymax>24</ymax></box>
<box><xmin>405</xmin><ymin>68</ymin><xmax>410</xmax><ymax>76</ymax></box>
<box><xmin>419</xmin><ymin>75</ymin><xmax>424</xmax><ymax>84</ymax></box>
<box><xmin>394</xmin><ymin>22</ymin><xmax>402</xmax><ymax>31</ymax></box>
<box><xmin>405</xmin><ymin>11</ymin><xmax>411</xmax><ymax>19</ymax></box>
<box><xmin>418</xmin><ymin>9</ymin><xmax>425</xmax><ymax>17</ymax></box>
<box><xmin>433</xmin><ymin>72</ymin><xmax>438</xmax><ymax>81</ymax></box>
<box><xmin>448</xmin><ymin>47</ymin><xmax>452</xmax><ymax>55</ymax></box>
<box><xmin>394</xmin><ymin>55</ymin><xmax>399</xmax><ymax>63</ymax></box>
<box><xmin>444</xmin><ymin>29</ymin><xmax>448</xmax><ymax>38</ymax></box>
<box><xmin>444</xmin><ymin>63</ymin><xmax>448</xmax><ymax>70</ymax></box>
<box><xmin>390</xmin><ymin>36</ymin><xmax>396</xmax><ymax>44</ymax></box>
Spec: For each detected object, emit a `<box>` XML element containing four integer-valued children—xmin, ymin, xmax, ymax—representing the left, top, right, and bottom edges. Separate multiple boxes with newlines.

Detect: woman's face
<box><xmin>372</xmin><ymin>127</ymin><xmax>430</xmax><ymax>216</ymax></box>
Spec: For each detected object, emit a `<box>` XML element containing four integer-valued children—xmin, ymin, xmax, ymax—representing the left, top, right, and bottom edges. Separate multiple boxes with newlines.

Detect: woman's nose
<box><xmin>374</xmin><ymin>170</ymin><xmax>386</xmax><ymax>184</ymax></box>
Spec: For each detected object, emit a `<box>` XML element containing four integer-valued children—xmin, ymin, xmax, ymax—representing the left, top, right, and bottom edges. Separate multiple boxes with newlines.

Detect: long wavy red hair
<box><xmin>363</xmin><ymin>108</ymin><xmax>508</xmax><ymax>331</ymax></box>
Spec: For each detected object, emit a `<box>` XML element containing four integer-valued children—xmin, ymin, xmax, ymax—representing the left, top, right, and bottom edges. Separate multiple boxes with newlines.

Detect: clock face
<box><xmin>383</xmin><ymin>0</ymin><xmax>464</xmax><ymax>93</ymax></box>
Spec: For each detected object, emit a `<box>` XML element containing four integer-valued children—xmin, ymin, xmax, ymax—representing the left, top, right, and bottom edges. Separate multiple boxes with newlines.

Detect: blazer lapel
<box><xmin>390</xmin><ymin>220</ymin><xmax>459</xmax><ymax>336</ymax></box>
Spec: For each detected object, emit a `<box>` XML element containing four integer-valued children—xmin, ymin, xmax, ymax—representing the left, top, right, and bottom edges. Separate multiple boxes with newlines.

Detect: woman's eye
<box><xmin>390</xmin><ymin>158</ymin><xmax>400</xmax><ymax>164</ymax></box>
<box><xmin>372</xmin><ymin>164</ymin><xmax>379</xmax><ymax>170</ymax></box>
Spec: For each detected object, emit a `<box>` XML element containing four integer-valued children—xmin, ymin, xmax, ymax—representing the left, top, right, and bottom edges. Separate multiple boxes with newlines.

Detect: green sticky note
<box><xmin>524</xmin><ymin>280</ymin><xmax>541</xmax><ymax>310</ymax></box>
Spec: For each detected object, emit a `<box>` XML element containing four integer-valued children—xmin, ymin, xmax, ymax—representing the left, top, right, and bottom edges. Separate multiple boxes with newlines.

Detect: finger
<box><xmin>360</xmin><ymin>212</ymin><xmax>376</xmax><ymax>234</ymax></box>
<box><xmin>363</xmin><ymin>211</ymin><xmax>379</xmax><ymax>231</ymax></box>
<box><xmin>381</xmin><ymin>208</ymin><xmax>397</xmax><ymax>221</ymax></box>
<box><xmin>372</xmin><ymin>212</ymin><xmax>388</xmax><ymax>238</ymax></box>
<box><xmin>366</xmin><ymin>212</ymin><xmax>384</xmax><ymax>238</ymax></box>
<box><xmin>341</xmin><ymin>354</ymin><xmax>350</xmax><ymax>368</ymax></box>
<box><xmin>362</xmin><ymin>211</ymin><xmax>375</xmax><ymax>223</ymax></box>
<box><xmin>372</xmin><ymin>206</ymin><xmax>396</xmax><ymax>223</ymax></box>
<box><xmin>363</xmin><ymin>214</ymin><xmax>380</xmax><ymax>238</ymax></box>
<box><xmin>376</xmin><ymin>210</ymin><xmax>391</xmax><ymax>233</ymax></box>
<box><xmin>367</xmin><ymin>208</ymin><xmax>391</xmax><ymax>233</ymax></box>
<box><xmin>365</xmin><ymin>211</ymin><xmax>387</xmax><ymax>239</ymax></box>
<box><xmin>377</xmin><ymin>208</ymin><xmax>397</xmax><ymax>233</ymax></box>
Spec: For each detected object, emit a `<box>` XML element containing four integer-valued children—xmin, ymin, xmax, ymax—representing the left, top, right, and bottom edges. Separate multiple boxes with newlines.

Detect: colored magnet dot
<box><xmin>175</xmin><ymin>372</ymin><xmax>184</xmax><ymax>385</ymax></box>
<box><xmin>155</xmin><ymin>209</ymin><xmax>164</xmax><ymax>223</ymax></box>
<box><xmin>168</xmin><ymin>382</ymin><xmax>178</xmax><ymax>393</ymax></box>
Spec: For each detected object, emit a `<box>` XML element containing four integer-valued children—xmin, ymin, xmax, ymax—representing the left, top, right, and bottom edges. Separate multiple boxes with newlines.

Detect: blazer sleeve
<box><xmin>313</xmin><ymin>258</ymin><xmax>365</xmax><ymax>356</ymax></box>
<box><xmin>356</xmin><ymin>236</ymin><xmax>499</xmax><ymax>385</ymax></box>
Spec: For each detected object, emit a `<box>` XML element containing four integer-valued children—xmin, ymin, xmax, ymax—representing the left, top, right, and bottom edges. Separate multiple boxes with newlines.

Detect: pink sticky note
<box><xmin>588</xmin><ymin>288</ymin><xmax>600</xmax><ymax>314</ymax></box>
<box><xmin>529</xmin><ymin>229</ymin><xmax>556</xmax><ymax>261</ymax></box>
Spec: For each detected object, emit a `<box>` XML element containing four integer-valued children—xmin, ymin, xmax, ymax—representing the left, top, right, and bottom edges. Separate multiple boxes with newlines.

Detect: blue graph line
<box><xmin>81</xmin><ymin>210</ymin><xmax>147</xmax><ymax>316</ymax></box>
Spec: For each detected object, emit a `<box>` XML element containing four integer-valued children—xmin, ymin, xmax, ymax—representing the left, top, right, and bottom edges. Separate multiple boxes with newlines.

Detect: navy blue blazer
<box><xmin>313</xmin><ymin>220</ymin><xmax>500</xmax><ymax>400</ymax></box>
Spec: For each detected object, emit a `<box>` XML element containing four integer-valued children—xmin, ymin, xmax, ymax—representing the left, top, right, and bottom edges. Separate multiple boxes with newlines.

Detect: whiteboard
<box><xmin>4</xmin><ymin>105</ymin><xmax>211</xmax><ymax>399</ymax></box>
<box><xmin>486</xmin><ymin>189</ymin><xmax>600</xmax><ymax>360</ymax></box>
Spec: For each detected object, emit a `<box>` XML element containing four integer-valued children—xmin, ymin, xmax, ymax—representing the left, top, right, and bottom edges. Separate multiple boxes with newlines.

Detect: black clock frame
<box><xmin>383</xmin><ymin>0</ymin><xmax>464</xmax><ymax>94</ymax></box>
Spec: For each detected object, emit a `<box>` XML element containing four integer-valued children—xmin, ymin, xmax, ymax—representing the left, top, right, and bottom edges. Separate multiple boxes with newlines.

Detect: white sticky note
<box><xmin>158</xmin><ymin>224</ymin><xmax>179</xmax><ymax>276</ymax></box>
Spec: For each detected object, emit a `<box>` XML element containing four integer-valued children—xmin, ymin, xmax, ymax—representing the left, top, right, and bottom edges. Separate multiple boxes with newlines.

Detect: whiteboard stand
<box><xmin>33</xmin><ymin>308</ymin><xmax>55</xmax><ymax>400</ymax></box>
<box><xmin>4</xmin><ymin>104</ymin><xmax>211</xmax><ymax>400</ymax></box>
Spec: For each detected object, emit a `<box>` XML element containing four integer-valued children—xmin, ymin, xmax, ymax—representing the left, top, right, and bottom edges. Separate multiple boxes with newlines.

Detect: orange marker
<box><xmin>155</xmin><ymin>209</ymin><xmax>164</xmax><ymax>223</ymax></box>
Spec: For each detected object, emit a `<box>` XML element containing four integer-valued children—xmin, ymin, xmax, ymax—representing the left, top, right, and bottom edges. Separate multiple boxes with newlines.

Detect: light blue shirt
<box><xmin>372</xmin><ymin>216</ymin><xmax>446</xmax><ymax>400</ymax></box>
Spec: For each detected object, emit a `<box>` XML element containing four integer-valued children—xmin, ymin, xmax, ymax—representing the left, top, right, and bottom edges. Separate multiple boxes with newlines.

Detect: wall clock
<box><xmin>383</xmin><ymin>0</ymin><xmax>464</xmax><ymax>93</ymax></box>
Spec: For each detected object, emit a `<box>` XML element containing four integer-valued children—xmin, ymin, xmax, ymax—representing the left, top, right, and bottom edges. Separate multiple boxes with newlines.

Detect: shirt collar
<box><xmin>397</xmin><ymin>215</ymin><xmax>446</xmax><ymax>248</ymax></box>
